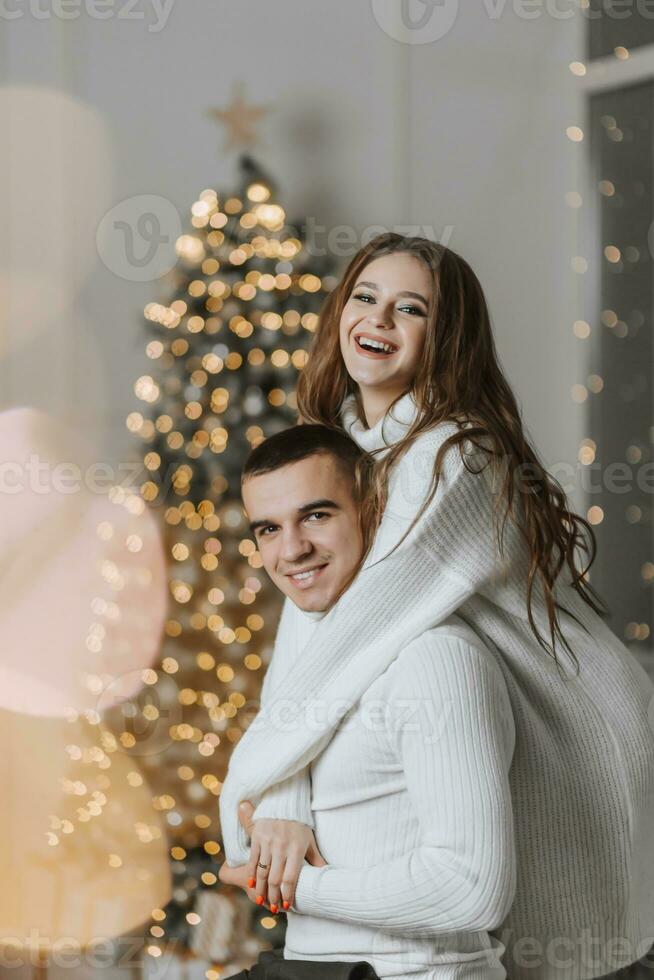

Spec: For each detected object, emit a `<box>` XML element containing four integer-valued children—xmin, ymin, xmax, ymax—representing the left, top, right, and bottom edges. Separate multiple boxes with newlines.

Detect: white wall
<box><xmin>0</xmin><ymin>0</ymin><xmax>588</xmax><ymax>509</ymax></box>
<box><xmin>409</xmin><ymin>6</ymin><xmax>587</xmax><ymax>501</ymax></box>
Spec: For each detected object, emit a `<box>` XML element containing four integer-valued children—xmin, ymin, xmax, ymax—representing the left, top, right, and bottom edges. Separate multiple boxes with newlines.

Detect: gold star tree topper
<box><xmin>208</xmin><ymin>81</ymin><xmax>272</xmax><ymax>150</ymax></box>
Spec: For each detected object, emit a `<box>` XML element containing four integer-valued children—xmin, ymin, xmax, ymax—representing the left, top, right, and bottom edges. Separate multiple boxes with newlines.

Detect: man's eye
<box><xmin>306</xmin><ymin>511</ymin><xmax>328</xmax><ymax>522</ymax></box>
<box><xmin>259</xmin><ymin>526</ymin><xmax>276</xmax><ymax>536</ymax></box>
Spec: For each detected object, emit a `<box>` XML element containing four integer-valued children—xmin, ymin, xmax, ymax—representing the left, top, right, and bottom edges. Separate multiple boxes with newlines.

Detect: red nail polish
<box><xmin>282</xmin><ymin>900</ymin><xmax>290</xmax><ymax>910</ymax></box>
<box><xmin>255</xmin><ymin>895</ymin><xmax>264</xmax><ymax>905</ymax></box>
<box><xmin>270</xmin><ymin>904</ymin><xmax>278</xmax><ymax>913</ymax></box>
<box><xmin>248</xmin><ymin>877</ymin><xmax>256</xmax><ymax>888</ymax></box>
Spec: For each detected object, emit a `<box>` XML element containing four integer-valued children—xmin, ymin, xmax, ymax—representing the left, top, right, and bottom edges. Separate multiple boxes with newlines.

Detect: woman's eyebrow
<box><xmin>354</xmin><ymin>280</ymin><xmax>428</xmax><ymax>304</ymax></box>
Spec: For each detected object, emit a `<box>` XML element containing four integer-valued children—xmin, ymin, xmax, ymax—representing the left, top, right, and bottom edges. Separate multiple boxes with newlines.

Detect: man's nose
<box><xmin>278</xmin><ymin>527</ymin><xmax>312</xmax><ymax>562</ymax></box>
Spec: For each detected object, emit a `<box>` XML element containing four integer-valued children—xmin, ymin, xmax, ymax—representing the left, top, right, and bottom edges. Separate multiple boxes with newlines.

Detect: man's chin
<box><xmin>294</xmin><ymin>594</ymin><xmax>330</xmax><ymax>613</ymax></box>
<box><xmin>282</xmin><ymin>587</ymin><xmax>333</xmax><ymax>614</ymax></box>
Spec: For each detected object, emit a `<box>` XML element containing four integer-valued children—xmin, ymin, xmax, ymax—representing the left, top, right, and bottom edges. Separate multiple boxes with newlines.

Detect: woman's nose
<box><xmin>367</xmin><ymin>309</ymin><xmax>394</xmax><ymax>329</ymax></box>
<box><xmin>367</xmin><ymin>320</ymin><xmax>392</xmax><ymax>335</ymax></box>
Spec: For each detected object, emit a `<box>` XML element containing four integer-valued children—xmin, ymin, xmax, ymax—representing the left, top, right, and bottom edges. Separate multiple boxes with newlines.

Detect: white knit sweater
<box><xmin>219</xmin><ymin>390</ymin><xmax>654</xmax><ymax>980</ymax></box>
<box><xmin>280</xmin><ymin>610</ymin><xmax>517</xmax><ymax>980</ymax></box>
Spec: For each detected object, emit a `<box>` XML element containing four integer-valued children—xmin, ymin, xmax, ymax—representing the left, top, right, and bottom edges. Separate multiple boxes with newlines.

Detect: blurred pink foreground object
<box><xmin>0</xmin><ymin>406</ymin><xmax>167</xmax><ymax>717</ymax></box>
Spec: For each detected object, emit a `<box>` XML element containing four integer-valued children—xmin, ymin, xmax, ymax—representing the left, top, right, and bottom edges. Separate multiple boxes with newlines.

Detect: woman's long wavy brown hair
<box><xmin>295</xmin><ymin>232</ymin><xmax>608</xmax><ymax>677</ymax></box>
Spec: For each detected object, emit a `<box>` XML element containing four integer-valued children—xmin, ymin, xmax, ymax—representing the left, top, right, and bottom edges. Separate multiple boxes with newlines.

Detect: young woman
<box><xmin>219</xmin><ymin>234</ymin><xmax>654</xmax><ymax>980</ymax></box>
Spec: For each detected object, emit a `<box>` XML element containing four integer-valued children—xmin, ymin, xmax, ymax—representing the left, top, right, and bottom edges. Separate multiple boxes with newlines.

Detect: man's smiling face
<box><xmin>242</xmin><ymin>451</ymin><xmax>364</xmax><ymax>613</ymax></box>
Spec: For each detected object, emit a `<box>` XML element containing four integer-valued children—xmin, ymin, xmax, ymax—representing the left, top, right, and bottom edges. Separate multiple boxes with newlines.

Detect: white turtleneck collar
<box><xmin>292</xmin><ymin>390</ymin><xmax>419</xmax><ymax>624</ymax></box>
<box><xmin>296</xmin><ymin>606</ymin><xmax>327</xmax><ymax>622</ymax></box>
<box><xmin>340</xmin><ymin>388</ymin><xmax>419</xmax><ymax>455</ymax></box>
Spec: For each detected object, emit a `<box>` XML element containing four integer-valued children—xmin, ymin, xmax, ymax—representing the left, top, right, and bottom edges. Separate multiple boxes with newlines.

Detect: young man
<box><xmin>218</xmin><ymin>423</ymin><xmax>516</xmax><ymax>980</ymax></box>
<box><xmin>219</xmin><ymin>425</ymin><xmax>376</xmax><ymax>902</ymax></box>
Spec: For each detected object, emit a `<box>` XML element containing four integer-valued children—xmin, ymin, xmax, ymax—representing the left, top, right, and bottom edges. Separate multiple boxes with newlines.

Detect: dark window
<box><xmin>588</xmin><ymin>0</ymin><xmax>654</xmax><ymax>60</ymax></box>
<box><xmin>586</xmin><ymin>80</ymin><xmax>654</xmax><ymax>644</ymax></box>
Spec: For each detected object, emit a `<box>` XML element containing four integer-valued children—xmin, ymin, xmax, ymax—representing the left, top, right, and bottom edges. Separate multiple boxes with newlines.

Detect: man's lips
<box><xmin>283</xmin><ymin>563</ymin><xmax>328</xmax><ymax>588</ymax></box>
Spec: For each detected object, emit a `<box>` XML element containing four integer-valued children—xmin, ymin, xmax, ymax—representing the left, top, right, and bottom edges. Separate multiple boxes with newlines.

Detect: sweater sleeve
<box><xmin>251</xmin><ymin>598</ymin><xmax>316</xmax><ymax>826</ymax></box>
<box><xmin>223</xmin><ymin>597</ymin><xmax>316</xmax><ymax>862</ymax></box>
<box><xmin>292</xmin><ymin>633</ymin><xmax>517</xmax><ymax>936</ymax></box>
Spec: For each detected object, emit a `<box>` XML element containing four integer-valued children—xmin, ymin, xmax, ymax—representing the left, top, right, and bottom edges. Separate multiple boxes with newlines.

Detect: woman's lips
<box><xmin>354</xmin><ymin>335</ymin><xmax>397</xmax><ymax>359</ymax></box>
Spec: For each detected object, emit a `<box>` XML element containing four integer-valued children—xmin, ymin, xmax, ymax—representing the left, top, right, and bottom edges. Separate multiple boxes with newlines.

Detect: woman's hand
<box><xmin>217</xmin><ymin>859</ymin><xmax>263</xmax><ymax>908</ymax></box>
<box><xmin>219</xmin><ymin>800</ymin><xmax>327</xmax><ymax>912</ymax></box>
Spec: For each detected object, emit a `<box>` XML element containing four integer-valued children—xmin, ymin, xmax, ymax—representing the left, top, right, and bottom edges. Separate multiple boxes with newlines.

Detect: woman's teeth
<box><xmin>355</xmin><ymin>336</ymin><xmax>397</xmax><ymax>355</ymax></box>
<box><xmin>294</xmin><ymin>570</ymin><xmax>315</xmax><ymax>580</ymax></box>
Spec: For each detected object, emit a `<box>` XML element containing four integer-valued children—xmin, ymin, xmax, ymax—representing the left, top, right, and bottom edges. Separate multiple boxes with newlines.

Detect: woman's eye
<box><xmin>352</xmin><ymin>293</ymin><xmax>424</xmax><ymax>316</ymax></box>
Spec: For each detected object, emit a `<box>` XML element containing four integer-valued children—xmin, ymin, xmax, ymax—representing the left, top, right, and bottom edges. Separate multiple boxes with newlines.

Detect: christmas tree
<box><xmin>126</xmin><ymin>150</ymin><xmax>336</xmax><ymax>961</ymax></box>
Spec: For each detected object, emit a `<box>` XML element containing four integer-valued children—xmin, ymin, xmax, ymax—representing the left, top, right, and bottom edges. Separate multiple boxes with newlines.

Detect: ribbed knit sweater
<box><xmin>219</xmin><ymin>391</ymin><xmax>654</xmax><ymax>980</ymax></box>
<box><xmin>279</xmin><ymin>610</ymin><xmax>517</xmax><ymax>980</ymax></box>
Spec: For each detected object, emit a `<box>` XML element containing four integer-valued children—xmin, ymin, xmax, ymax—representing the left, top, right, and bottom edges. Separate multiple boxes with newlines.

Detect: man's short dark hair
<box><xmin>241</xmin><ymin>424</ymin><xmax>368</xmax><ymax>497</ymax></box>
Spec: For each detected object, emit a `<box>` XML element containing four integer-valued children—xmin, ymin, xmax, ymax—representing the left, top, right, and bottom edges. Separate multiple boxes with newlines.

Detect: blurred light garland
<box><xmin>126</xmin><ymin>153</ymin><xmax>336</xmax><ymax>956</ymax></box>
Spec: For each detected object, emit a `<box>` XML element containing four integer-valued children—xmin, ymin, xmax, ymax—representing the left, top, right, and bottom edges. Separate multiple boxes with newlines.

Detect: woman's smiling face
<box><xmin>339</xmin><ymin>251</ymin><xmax>432</xmax><ymax>402</ymax></box>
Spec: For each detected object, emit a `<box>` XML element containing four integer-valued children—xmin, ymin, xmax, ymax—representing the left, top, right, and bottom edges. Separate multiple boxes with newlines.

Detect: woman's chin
<box><xmin>348</xmin><ymin>366</ymin><xmax>396</xmax><ymax>388</ymax></box>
